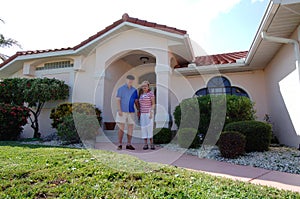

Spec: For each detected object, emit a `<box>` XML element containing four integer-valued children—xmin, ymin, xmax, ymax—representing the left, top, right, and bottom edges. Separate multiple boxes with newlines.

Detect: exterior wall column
<box><xmin>155</xmin><ymin>63</ymin><xmax>171</xmax><ymax>128</ymax></box>
<box><xmin>94</xmin><ymin>50</ymin><xmax>107</xmax><ymax>123</ymax></box>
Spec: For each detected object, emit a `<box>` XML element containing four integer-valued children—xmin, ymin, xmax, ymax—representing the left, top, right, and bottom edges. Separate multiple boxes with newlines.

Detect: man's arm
<box><xmin>135</xmin><ymin>99</ymin><xmax>140</xmax><ymax>112</ymax></box>
<box><xmin>116</xmin><ymin>97</ymin><xmax>123</xmax><ymax>116</ymax></box>
<box><xmin>134</xmin><ymin>90</ymin><xmax>140</xmax><ymax>112</ymax></box>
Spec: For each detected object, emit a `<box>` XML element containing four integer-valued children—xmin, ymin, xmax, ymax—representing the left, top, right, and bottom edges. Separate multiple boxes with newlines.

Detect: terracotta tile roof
<box><xmin>194</xmin><ymin>51</ymin><xmax>248</xmax><ymax>66</ymax></box>
<box><xmin>0</xmin><ymin>48</ymin><xmax>73</xmax><ymax>68</ymax></box>
<box><xmin>173</xmin><ymin>51</ymin><xmax>248</xmax><ymax>69</ymax></box>
<box><xmin>73</xmin><ymin>13</ymin><xmax>187</xmax><ymax>50</ymax></box>
<box><xmin>0</xmin><ymin>13</ymin><xmax>187</xmax><ymax>69</ymax></box>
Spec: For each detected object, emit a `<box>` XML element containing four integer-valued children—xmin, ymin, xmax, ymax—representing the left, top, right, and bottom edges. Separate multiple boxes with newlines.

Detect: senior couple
<box><xmin>116</xmin><ymin>75</ymin><xmax>155</xmax><ymax>150</ymax></box>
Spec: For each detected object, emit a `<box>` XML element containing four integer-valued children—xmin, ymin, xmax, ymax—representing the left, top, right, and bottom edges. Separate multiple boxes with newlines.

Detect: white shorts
<box><xmin>115</xmin><ymin>112</ymin><xmax>135</xmax><ymax>125</ymax></box>
<box><xmin>140</xmin><ymin>113</ymin><xmax>154</xmax><ymax>139</ymax></box>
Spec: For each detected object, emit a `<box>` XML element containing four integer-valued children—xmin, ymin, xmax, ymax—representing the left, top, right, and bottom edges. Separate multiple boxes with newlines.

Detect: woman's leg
<box><xmin>141</xmin><ymin>113</ymin><xmax>149</xmax><ymax>149</ymax></box>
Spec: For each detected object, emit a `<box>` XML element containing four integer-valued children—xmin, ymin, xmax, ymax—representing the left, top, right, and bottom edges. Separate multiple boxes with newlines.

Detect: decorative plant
<box><xmin>0</xmin><ymin>78</ymin><xmax>69</xmax><ymax>138</ymax></box>
<box><xmin>0</xmin><ymin>103</ymin><xmax>30</xmax><ymax>140</ymax></box>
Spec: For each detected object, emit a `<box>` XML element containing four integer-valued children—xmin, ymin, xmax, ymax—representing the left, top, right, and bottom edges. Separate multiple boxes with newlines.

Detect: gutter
<box><xmin>175</xmin><ymin>63</ymin><xmax>246</xmax><ymax>75</ymax></box>
<box><xmin>244</xmin><ymin>0</ymin><xmax>279</xmax><ymax>65</ymax></box>
<box><xmin>261</xmin><ymin>31</ymin><xmax>300</xmax><ymax>81</ymax></box>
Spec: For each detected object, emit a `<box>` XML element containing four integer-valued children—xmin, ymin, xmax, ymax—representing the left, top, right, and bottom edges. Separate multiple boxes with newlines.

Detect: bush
<box><xmin>218</xmin><ymin>131</ymin><xmax>246</xmax><ymax>158</ymax></box>
<box><xmin>0</xmin><ymin>103</ymin><xmax>30</xmax><ymax>140</ymax></box>
<box><xmin>153</xmin><ymin>128</ymin><xmax>172</xmax><ymax>144</ymax></box>
<box><xmin>177</xmin><ymin>128</ymin><xmax>200</xmax><ymax>149</ymax></box>
<box><xmin>57</xmin><ymin>114</ymin><xmax>100</xmax><ymax>143</ymax></box>
<box><xmin>174</xmin><ymin>95</ymin><xmax>255</xmax><ymax>143</ymax></box>
<box><xmin>224</xmin><ymin>121</ymin><xmax>272</xmax><ymax>152</ymax></box>
<box><xmin>50</xmin><ymin>102</ymin><xmax>102</xmax><ymax>129</ymax></box>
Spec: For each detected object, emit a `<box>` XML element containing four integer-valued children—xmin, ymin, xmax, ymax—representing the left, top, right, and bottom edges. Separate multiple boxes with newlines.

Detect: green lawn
<box><xmin>0</xmin><ymin>142</ymin><xmax>299</xmax><ymax>199</ymax></box>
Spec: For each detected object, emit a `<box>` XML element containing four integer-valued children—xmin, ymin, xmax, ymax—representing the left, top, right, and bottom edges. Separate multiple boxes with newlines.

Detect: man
<box><xmin>116</xmin><ymin>75</ymin><xmax>139</xmax><ymax>150</ymax></box>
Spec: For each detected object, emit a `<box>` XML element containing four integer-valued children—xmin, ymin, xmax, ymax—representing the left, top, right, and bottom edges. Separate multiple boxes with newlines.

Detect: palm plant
<box><xmin>0</xmin><ymin>19</ymin><xmax>21</xmax><ymax>61</ymax></box>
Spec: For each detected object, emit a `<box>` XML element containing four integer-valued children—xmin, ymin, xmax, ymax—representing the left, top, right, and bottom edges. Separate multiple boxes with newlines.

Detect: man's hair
<box><xmin>126</xmin><ymin>75</ymin><xmax>135</xmax><ymax>80</ymax></box>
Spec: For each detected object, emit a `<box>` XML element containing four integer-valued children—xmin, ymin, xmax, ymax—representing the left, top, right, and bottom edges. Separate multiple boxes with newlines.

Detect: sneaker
<box><xmin>126</xmin><ymin>145</ymin><xmax>135</xmax><ymax>150</ymax></box>
<box><xmin>143</xmin><ymin>145</ymin><xmax>149</xmax><ymax>150</ymax></box>
<box><xmin>150</xmin><ymin>144</ymin><xmax>155</xmax><ymax>150</ymax></box>
<box><xmin>117</xmin><ymin>145</ymin><xmax>122</xmax><ymax>150</ymax></box>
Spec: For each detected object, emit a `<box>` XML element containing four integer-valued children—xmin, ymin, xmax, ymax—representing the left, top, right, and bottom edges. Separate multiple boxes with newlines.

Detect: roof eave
<box><xmin>174</xmin><ymin>63</ymin><xmax>246</xmax><ymax>76</ymax></box>
<box><xmin>245</xmin><ymin>0</ymin><xmax>280</xmax><ymax>65</ymax></box>
<box><xmin>0</xmin><ymin>50</ymin><xmax>74</xmax><ymax>73</ymax></box>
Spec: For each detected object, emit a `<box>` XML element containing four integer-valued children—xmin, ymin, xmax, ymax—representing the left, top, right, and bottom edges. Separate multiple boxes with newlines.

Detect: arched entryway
<box><xmin>102</xmin><ymin>50</ymin><xmax>156</xmax><ymax>129</ymax></box>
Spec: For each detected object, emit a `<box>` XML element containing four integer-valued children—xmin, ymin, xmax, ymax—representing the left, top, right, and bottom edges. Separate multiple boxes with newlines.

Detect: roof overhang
<box><xmin>175</xmin><ymin>63</ymin><xmax>252</xmax><ymax>76</ymax></box>
<box><xmin>175</xmin><ymin>0</ymin><xmax>300</xmax><ymax>76</ymax></box>
<box><xmin>246</xmin><ymin>0</ymin><xmax>300</xmax><ymax>68</ymax></box>
<box><xmin>0</xmin><ymin>18</ymin><xmax>194</xmax><ymax>78</ymax></box>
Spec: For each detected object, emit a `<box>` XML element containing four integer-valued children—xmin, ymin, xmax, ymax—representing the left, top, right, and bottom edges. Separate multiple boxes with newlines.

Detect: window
<box><xmin>195</xmin><ymin>76</ymin><xmax>249</xmax><ymax>98</ymax></box>
<box><xmin>36</xmin><ymin>61</ymin><xmax>73</xmax><ymax>71</ymax></box>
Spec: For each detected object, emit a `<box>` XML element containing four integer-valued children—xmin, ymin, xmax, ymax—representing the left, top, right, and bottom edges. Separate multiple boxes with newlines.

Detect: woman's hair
<box><xmin>138</xmin><ymin>80</ymin><xmax>151</xmax><ymax>96</ymax></box>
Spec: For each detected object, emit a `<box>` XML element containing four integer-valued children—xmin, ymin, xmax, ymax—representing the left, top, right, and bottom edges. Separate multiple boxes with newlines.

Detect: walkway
<box><xmin>94</xmin><ymin>142</ymin><xmax>300</xmax><ymax>193</ymax></box>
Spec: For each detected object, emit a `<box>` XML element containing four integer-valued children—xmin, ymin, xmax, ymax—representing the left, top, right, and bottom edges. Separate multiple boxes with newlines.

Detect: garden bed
<box><xmin>160</xmin><ymin>143</ymin><xmax>300</xmax><ymax>175</ymax></box>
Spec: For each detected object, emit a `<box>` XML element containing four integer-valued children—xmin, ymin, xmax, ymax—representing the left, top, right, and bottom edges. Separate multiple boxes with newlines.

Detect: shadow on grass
<box><xmin>0</xmin><ymin>141</ymin><xmax>85</xmax><ymax>150</ymax></box>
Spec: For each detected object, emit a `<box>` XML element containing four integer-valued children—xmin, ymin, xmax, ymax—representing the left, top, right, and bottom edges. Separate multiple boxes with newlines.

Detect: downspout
<box><xmin>261</xmin><ymin>31</ymin><xmax>300</xmax><ymax>82</ymax></box>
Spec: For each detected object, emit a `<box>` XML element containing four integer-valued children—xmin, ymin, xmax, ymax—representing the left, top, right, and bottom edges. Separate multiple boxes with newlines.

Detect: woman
<box><xmin>138</xmin><ymin>81</ymin><xmax>155</xmax><ymax>150</ymax></box>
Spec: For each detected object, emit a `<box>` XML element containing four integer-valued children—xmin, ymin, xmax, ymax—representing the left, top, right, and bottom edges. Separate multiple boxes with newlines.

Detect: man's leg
<box><xmin>118</xmin><ymin>123</ymin><xmax>125</xmax><ymax>146</ymax></box>
<box><xmin>127</xmin><ymin>124</ymin><xmax>134</xmax><ymax>145</ymax></box>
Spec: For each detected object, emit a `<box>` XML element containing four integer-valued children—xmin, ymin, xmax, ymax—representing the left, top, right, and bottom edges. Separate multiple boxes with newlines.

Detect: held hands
<box><xmin>118</xmin><ymin>110</ymin><xmax>123</xmax><ymax>117</ymax></box>
<box><xmin>149</xmin><ymin>112</ymin><xmax>153</xmax><ymax>119</ymax></box>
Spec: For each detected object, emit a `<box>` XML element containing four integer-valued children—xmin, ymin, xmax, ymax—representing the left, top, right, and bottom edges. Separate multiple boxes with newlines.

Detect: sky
<box><xmin>0</xmin><ymin>0</ymin><xmax>269</xmax><ymax>57</ymax></box>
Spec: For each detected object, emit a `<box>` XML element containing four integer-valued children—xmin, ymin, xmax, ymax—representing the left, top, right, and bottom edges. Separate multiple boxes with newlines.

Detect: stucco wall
<box><xmin>264</xmin><ymin>31</ymin><xmax>300</xmax><ymax>147</ymax></box>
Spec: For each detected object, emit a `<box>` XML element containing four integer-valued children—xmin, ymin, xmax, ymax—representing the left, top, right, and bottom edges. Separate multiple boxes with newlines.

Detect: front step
<box><xmin>96</xmin><ymin>130</ymin><xmax>145</xmax><ymax>144</ymax></box>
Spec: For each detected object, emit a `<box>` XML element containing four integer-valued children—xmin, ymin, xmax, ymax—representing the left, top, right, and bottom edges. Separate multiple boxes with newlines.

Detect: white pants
<box><xmin>140</xmin><ymin>113</ymin><xmax>154</xmax><ymax>139</ymax></box>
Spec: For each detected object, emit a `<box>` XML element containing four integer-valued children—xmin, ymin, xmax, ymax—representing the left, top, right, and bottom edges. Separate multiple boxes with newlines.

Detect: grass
<box><xmin>0</xmin><ymin>142</ymin><xmax>299</xmax><ymax>198</ymax></box>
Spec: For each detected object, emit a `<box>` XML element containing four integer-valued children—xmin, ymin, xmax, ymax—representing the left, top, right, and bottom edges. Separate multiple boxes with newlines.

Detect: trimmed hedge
<box><xmin>218</xmin><ymin>131</ymin><xmax>246</xmax><ymax>158</ymax></box>
<box><xmin>50</xmin><ymin>102</ymin><xmax>102</xmax><ymax>129</ymax></box>
<box><xmin>224</xmin><ymin>121</ymin><xmax>272</xmax><ymax>152</ymax></box>
<box><xmin>174</xmin><ymin>95</ymin><xmax>255</xmax><ymax>143</ymax></box>
<box><xmin>0</xmin><ymin>103</ymin><xmax>30</xmax><ymax>140</ymax></box>
<box><xmin>177</xmin><ymin>128</ymin><xmax>200</xmax><ymax>149</ymax></box>
<box><xmin>57</xmin><ymin>114</ymin><xmax>100</xmax><ymax>143</ymax></box>
<box><xmin>153</xmin><ymin>128</ymin><xmax>172</xmax><ymax>144</ymax></box>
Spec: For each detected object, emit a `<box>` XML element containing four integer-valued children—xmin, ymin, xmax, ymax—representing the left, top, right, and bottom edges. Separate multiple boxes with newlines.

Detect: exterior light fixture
<box><xmin>140</xmin><ymin>56</ymin><xmax>149</xmax><ymax>64</ymax></box>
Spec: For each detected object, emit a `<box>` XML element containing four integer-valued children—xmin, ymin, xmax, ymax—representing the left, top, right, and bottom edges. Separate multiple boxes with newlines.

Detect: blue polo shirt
<box><xmin>116</xmin><ymin>84</ymin><xmax>138</xmax><ymax>112</ymax></box>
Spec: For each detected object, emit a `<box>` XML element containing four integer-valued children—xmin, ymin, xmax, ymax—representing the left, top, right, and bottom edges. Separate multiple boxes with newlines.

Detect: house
<box><xmin>0</xmin><ymin>0</ymin><xmax>299</xmax><ymax>147</ymax></box>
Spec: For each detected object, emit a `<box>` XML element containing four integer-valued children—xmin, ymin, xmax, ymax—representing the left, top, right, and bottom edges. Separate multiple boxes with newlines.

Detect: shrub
<box><xmin>153</xmin><ymin>128</ymin><xmax>172</xmax><ymax>144</ymax></box>
<box><xmin>224</xmin><ymin>121</ymin><xmax>272</xmax><ymax>152</ymax></box>
<box><xmin>174</xmin><ymin>95</ymin><xmax>255</xmax><ymax>143</ymax></box>
<box><xmin>57</xmin><ymin>114</ymin><xmax>100</xmax><ymax>143</ymax></box>
<box><xmin>0</xmin><ymin>103</ymin><xmax>30</xmax><ymax>140</ymax></box>
<box><xmin>218</xmin><ymin>131</ymin><xmax>246</xmax><ymax>158</ymax></box>
<box><xmin>0</xmin><ymin>77</ymin><xmax>70</xmax><ymax>138</ymax></box>
<box><xmin>50</xmin><ymin>102</ymin><xmax>102</xmax><ymax>129</ymax></box>
<box><xmin>177</xmin><ymin>128</ymin><xmax>200</xmax><ymax>149</ymax></box>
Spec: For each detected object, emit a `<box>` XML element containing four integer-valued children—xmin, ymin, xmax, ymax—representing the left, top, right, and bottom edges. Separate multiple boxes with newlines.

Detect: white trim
<box><xmin>183</xmin><ymin>34</ymin><xmax>195</xmax><ymax>62</ymax></box>
<box><xmin>74</xmin><ymin>22</ymin><xmax>187</xmax><ymax>53</ymax></box>
<box><xmin>273</xmin><ymin>0</ymin><xmax>300</xmax><ymax>5</ymax></box>
<box><xmin>1</xmin><ymin>21</ymin><xmax>189</xmax><ymax>74</ymax></box>
<box><xmin>123</xmin><ymin>22</ymin><xmax>187</xmax><ymax>39</ymax></box>
<box><xmin>35</xmin><ymin>67</ymin><xmax>74</xmax><ymax>76</ymax></box>
<box><xmin>175</xmin><ymin>63</ymin><xmax>245</xmax><ymax>75</ymax></box>
<box><xmin>155</xmin><ymin>64</ymin><xmax>171</xmax><ymax>74</ymax></box>
<box><xmin>74</xmin><ymin>23</ymin><xmax>126</xmax><ymax>52</ymax></box>
<box><xmin>245</xmin><ymin>1</ymin><xmax>279</xmax><ymax>65</ymax></box>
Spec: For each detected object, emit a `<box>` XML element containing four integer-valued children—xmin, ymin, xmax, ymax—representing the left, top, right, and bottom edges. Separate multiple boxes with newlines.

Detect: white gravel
<box><xmin>160</xmin><ymin>143</ymin><xmax>300</xmax><ymax>175</ymax></box>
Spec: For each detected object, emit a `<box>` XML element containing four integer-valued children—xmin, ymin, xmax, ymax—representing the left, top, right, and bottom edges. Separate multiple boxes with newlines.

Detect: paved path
<box><xmin>94</xmin><ymin>142</ymin><xmax>300</xmax><ymax>193</ymax></box>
